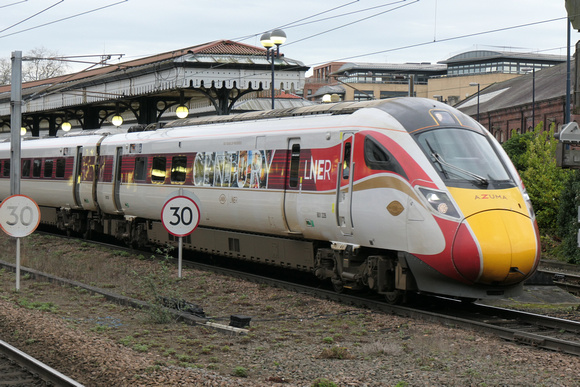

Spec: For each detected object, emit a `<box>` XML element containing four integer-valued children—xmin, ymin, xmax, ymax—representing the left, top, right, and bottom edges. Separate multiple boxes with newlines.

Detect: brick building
<box><xmin>455</xmin><ymin>61</ymin><xmax>571</xmax><ymax>142</ymax></box>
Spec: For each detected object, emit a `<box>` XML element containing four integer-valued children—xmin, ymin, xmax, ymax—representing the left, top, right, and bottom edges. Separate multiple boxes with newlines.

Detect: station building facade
<box><xmin>303</xmin><ymin>50</ymin><xmax>566</xmax><ymax>107</ymax></box>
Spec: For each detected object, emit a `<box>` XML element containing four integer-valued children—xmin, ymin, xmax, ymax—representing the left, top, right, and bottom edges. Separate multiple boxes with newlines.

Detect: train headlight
<box><xmin>522</xmin><ymin>188</ymin><xmax>536</xmax><ymax>219</ymax></box>
<box><xmin>418</xmin><ymin>187</ymin><xmax>461</xmax><ymax>219</ymax></box>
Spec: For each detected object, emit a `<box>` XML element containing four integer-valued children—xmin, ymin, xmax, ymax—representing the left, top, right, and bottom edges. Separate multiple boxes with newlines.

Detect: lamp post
<box><xmin>522</xmin><ymin>67</ymin><xmax>536</xmax><ymax>130</ymax></box>
<box><xmin>469</xmin><ymin>82</ymin><xmax>480</xmax><ymax>122</ymax></box>
<box><xmin>260</xmin><ymin>29</ymin><xmax>286</xmax><ymax>109</ymax></box>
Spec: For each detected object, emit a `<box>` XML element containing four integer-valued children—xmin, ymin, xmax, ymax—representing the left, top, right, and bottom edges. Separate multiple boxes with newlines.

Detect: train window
<box><xmin>56</xmin><ymin>158</ymin><xmax>66</xmax><ymax>178</ymax></box>
<box><xmin>364</xmin><ymin>136</ymin><xmax>407</xmax><ymax>179</ymax></box>
<box><xmin>22</xmin><ymin>159</ymin><xmax>31</xmax><ymax>177</ymax></box>
<box><xmin>151</xmin><ymin>156</ymin><xmax>166</xmax><ymax>183</ymax></box>
<box><xmin>134</xmin><ymin>157</ymin><xmax>147</xmax><ymax>181</ymax></box>
<box><xmin>342</xmin><ymin>142</ymin><xmax>351</xmax><ymax>180</ymax></box>
<box><xmin>32</xmin><ymin>159</ymin><xmax>41</xmax><ymax>177</ymax></box>
<box><xmin>44</xmin><ymin>159</ymin><xmax>53</xmax><ymax>178</ymax></box>
<box><xmin>289</xmin><ymin>144</ymin><xmax>300</xmax><ymax>188</ymax></box>
<box><xmin>2</xmin><ymin>160</ymin><xmax>8</xmax><ymax>177</ymax></box>
<box><xmin>171</xmin><ymin>156</ymin><xmax>187</xmax><ymax>183</ymax></box>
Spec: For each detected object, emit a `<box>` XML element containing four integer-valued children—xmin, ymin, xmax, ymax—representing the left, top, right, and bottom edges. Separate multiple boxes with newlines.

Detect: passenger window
<box><xmin>22</xmin><ymin>159</ymin><xmax>31</xmax><ymax>177</ymax></box>
<box><xmin>342</xmin><ymin>142</ymin><xmax>351</xmax><ymax>180</ymax></box>
<box><xmin>289</xmin><ymin>144</ymin><xmax>300</xmax><ymax>188</ymax></box>
<box><xmin>56</xmin><ymin>158</ymin><xmax>66</xmax><ymax>178</ymax></box>
<box><xmin>32</xmin><ymin>159</ymin><xmax>41</xmax><ymax>177</ymax></box>
<box><xmin>171</xmin><ymin>156</ymin><xmax>187</xmax><ymax>183</ymax></box>
<box><xmin>364</xmin><ymin>135</ymin><xmax>407</xmax><ymax>179</ymax></box>
<box><xmin>44</xmin><ymin>159</ymin><xmax>53</xmax><ymax>178</ymax></box>
<box><xmin>3</xmin><ymin>160</ymin><xmax>9</xmax><ymax>177</ymax></box>
<box><xmin>151</xmin><ymin>156</ymin><xmax>166</xmax><ymax>183</ymax></box>
<box><xmin>134</xmin><ymin>157</ymin><xmax>147</xmax><ymax>181</ymax></box>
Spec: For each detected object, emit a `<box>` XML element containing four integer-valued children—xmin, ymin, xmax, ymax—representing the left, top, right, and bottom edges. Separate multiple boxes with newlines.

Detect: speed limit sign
<box><xmin>0</xmin><ymin>195</ymin><xmax>40</xmax><ymax>237</ymax></box>
<box><xmin>161</xmin><ymin>195</ymin><xmax>200</xmax><ymax>237</ymax></box>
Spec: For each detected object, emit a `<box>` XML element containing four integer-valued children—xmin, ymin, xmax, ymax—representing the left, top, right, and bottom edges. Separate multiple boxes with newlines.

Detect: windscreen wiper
<box><xmin>425</xmin><ymin>139</ymin><xmax>488</xmax><ymax>186</ymax></box>
<box><xmin>432</xmin><ymin>153</ymin><xmax>489</xmax><ymax>186</ymax></box>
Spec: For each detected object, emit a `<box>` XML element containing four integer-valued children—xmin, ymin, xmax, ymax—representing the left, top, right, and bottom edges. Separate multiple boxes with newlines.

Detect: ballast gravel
<box><xmin>0</xmin><ymin>233</ymin><xmax>579</xmax><ymax>386</ymax></box>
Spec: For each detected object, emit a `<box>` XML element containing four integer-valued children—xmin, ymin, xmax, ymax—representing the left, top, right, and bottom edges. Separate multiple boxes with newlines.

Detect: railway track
<box><xmin>0</xmin><ymin>339</ymin><xmax>83</xmax><ymax>386</ymax></box>
<box><xmin>536</xmin><ymin>261</ymin><xmax>580</xmax><ymax>296</ymax></box>
<box><xmin>2</xmin><ymin>243</ymin><xmax>580</xmax><ymax>357</ymax></box>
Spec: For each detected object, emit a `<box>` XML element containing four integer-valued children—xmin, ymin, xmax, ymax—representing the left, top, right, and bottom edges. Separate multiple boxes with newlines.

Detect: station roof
<box><xmin>332</xmin><ymin>62</ymin><xmax>447</xmax><ymax>75</ymax></box>
<box><xmin>439</xmin><ymin>50</ymin><xmax>566</xmax><ymax>65</ymax></box>
<box><xmin>455</xmin><ymin>61</ymin><xmax>569</xmax><ymax>116</ymax></box>
<box><xmin>0</xmin><ymin>40</ymin><xmax>309</xmax><ymax>133</ymax></box>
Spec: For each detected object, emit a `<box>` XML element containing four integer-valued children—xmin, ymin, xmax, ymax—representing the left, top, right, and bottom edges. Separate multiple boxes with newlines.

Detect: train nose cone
<box><xmin>452</xmin><ymin>210</ymin><xmax>539</xmax><ymax>284</ymax></box>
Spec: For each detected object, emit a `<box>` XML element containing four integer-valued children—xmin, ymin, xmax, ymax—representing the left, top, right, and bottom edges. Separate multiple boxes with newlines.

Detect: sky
<box><xmin>0</xmin><ymin>0</ymin><xmax>577</xmax><ymax>75</ymax></box>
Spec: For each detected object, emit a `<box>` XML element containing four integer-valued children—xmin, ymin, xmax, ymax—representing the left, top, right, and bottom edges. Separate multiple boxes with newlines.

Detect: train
<box><xmin>0</xmin><ymin>97</ymin><xmax>541</xmax><ymax>303</ymax></box>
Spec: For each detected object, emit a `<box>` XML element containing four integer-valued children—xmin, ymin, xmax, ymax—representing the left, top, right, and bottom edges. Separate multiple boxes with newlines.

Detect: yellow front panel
<box><xmin>448</xmin><ymin>187</ymin><xmax>529</xmax><ymax>219</ymax></box>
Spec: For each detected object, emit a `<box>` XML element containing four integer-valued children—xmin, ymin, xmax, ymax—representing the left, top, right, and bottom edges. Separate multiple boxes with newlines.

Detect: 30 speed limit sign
<box><xmin>161</xmin><ymin>195</ymin><xmax>200</xmax><ymax>237</ymax></box>
<box><xmin>0</xmin><ymin>195</ymin><xmax>40</xmax><ymax>237</ymax></box>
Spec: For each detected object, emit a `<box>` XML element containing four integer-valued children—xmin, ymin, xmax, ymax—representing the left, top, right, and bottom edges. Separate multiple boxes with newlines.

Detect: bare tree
<box><xmin>0</xmin><ymin>58</ymin><xmax>10</xmax><ymax>85</ymax></box>
<box><xmin>0</xmin><ymin>47</ymin><xmax>70</xmax><ymax>85</ymax></box>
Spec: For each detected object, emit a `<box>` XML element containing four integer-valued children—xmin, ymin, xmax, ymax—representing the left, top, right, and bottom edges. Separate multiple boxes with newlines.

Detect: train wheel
<box><xmin>331</xmin><ymin>279</ymin><xmax>344</xmax><ymax>293</ymax></box>
<box><xmin>384</xmin><ymin>290</ymin><xmax>404</xmax><ymax>304</ymax></box>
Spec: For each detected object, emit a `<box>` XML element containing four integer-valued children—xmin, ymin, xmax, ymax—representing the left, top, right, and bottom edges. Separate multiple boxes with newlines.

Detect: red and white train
<box><xmin>0</xmin><ymin>97</ymin><xmax>541</xmax><ymax>302</ymax></box>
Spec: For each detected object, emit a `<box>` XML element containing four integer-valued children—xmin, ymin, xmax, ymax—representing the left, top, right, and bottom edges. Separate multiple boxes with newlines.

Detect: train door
<box><xmin>73</xmin><ymin>146</ymin><xmax>83</xmax><ymax>208</ymax></box>
<box><xmin>113</xmin><ymin>147</ymin><xmax>123</xmax><ymax>213</ymax></box>
<box><xmin>335</xmin><ymin>132</ymin><xmax>355</xmax><ymax>236</ymax></box>
<box><xmin>283</xmin><ymin>138</ymin><xmax>302</xmax><ymax>233</ymax></box>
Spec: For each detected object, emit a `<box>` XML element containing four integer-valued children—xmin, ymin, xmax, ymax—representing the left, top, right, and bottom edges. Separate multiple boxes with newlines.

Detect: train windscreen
<box><xmin>415</xmin><ymin>128</ymin><xmax>514</xmax><ymax>188</ymax></box>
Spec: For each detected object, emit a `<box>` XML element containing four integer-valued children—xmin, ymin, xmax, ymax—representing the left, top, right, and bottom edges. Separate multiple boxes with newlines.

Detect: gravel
<box><xmin>0</xmin><ymin>233</ymin><xmax>579</xmax><ymax>386</ymax></box>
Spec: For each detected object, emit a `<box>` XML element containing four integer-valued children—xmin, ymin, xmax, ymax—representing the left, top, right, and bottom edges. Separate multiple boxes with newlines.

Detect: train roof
<box><xmin>163</xmin><ymin>97</ymin><xmax>480</xmax><ymax>134</ymax></box>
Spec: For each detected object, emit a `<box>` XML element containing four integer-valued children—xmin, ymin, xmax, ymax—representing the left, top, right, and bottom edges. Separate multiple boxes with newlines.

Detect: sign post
<box><xmin>161</xmin><ymin>191</ymin><xmax>200</xmax><ymax>278</ymax></box>
<box><xmin>0</xmin><ymin>195</ymin><xmax>40</xmax><ymax>291</ymax></box>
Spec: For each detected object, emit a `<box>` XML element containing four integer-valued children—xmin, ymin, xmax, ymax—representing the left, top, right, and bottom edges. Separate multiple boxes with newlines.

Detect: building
<box><xmin>430</xmin><ymin>50</ymin><xmax>566</xmax><ymax>106</ymax></box>
<box><xmin>455</xmin><ymin>61</ymin><xmax>571</xmax><ymax>142</ymax></box>
<box><xmin>304</xmin><ymin>61</ymin><xmax>446</xmax><ymax>102</ymax></box>
<box><xmin>0</xmin><ymin>40</ymin><xmax>309</xmax><ymax>136</ymax></box>
<box><xmin>304</xmin><ymin>50</ymin><xmax>566</xmax><ymax>107</ymax></box>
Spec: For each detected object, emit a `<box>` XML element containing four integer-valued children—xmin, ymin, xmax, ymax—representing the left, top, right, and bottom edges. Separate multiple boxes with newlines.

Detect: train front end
<box><xmin>379</xmin><ymin>99</ymin><xmax>541</xmax><ymax>300</ymax></box>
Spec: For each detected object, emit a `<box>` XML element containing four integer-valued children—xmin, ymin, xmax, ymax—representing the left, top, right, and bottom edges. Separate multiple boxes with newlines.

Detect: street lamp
<box><xmin>61</xmin><ymin>121</ymin><xmax>72</xmax><ymax>132</ymax></box>
<box><xmin>111</xmin><ymin>114</ymin><xmax>123</xmax><ymax>127</ymax></box>
<box><xmin>522</xmin><ymin>67</ymin><xmax>536</xmax><ymax>130</ymax></box>
<box><xmin>469</xmin><ymin>82</ymin><xmax>480</xmax><ymax>122</ymax></box>
<box><xmin>176</xmin><ymin>105</ymin><xmax>189</xmax><ymax>119</ymax></box>
<box><xmin>260</xmin><ymin>29</ymin><xmax>286</xmax><ymax>109</ymax></box>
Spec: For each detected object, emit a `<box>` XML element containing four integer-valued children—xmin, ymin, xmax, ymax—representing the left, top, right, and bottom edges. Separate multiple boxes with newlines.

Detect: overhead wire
<box><xmin>286</xmin><ymin>0</ymin><xmax>419</xmax><ymax>46</ymax></box>
<box><xmin>0</xmin><ymin>0</ymin><xmax>28</xmax><ymax>10</ymax></box>
<box><xmin>0</xmin><ymin>0</ymin><xmax>129</xmax><ymax>39</ymax></box>
<box><xmin>0</xmin><ymin>0</ymin><xmax>64</xmax><ymax>35</ymax></box>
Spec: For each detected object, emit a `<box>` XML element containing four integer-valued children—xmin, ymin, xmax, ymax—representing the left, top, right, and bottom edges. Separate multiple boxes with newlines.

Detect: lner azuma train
<box><xmin>0</xmin><ymin>97</ymin><xmax>540</xmax><ymax>303</ymax></box>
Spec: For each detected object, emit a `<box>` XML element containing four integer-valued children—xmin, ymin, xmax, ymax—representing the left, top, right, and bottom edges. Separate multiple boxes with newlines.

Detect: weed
<box><xmin>119</xmin><ymin>336</ymin><xmax>134</xmax><ymax>346</ymax></box>
<box><xmin>311</xmin><ymin>378</ymin><xmax>337</xmax><ymax>387</ymax></box>
<box><xmin>133</xmin><ymin>344</ymin><xmax>149</xmax><ymax>352</ymax></box>
<box><xmin>18</xmin><ymin>299</ymin><xmax>57</xmax><ymax>313</ymax></box>
<box><xmin>322</xmin><ymin>336</ymin><xmax>334</xmax><ymax>344</ymax></box>
<box><xmin>232</xmin><ymin>366</ymin><xmax>248</xmax><ymax>377</ymax></box>
<box><xmin>318</xmin><ymin>346</ymin><xmax>354</xmax><ymax>360</ymax></box>
<box><xmin>90</xmin><ymin>325</ymin><xmax>109</xmax><ymax>333</ymax></box>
